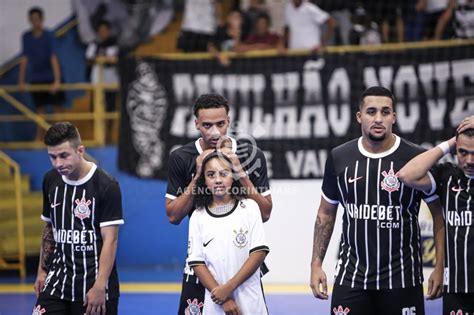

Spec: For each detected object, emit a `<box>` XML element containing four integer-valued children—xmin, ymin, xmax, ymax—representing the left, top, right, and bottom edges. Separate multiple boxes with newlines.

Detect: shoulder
<box><xmin>95</xmin><ymin>167</ymin><xmax>119</xmax><ymax>187</ymax></box>
<box><xmin>398</xmin><ymin>137</ymin><xmax>426</xmax><ymax>156</ymax></box>
<box><xmin>43</xmin><ymin>169</ymin><xmax>60</xmax><ymax>184</ymax></box>
<box><xmin>169</xmin><ymin>141</ymin><xmax>198</xmax><ymax>162</ymax></box>
<box><xmin>433</xmin><ymin>162</ymin><xmax>462</xmax><ymax>180</ymax></box>
<box><xmin>239</xmin><ymin>198</ymin><xmax>259</xmax><ymax>211</ymax></box>
<box><xmin>332</xmin><ymin>138</ymin><xmax>358</xmax><ymax>156</ymax></box>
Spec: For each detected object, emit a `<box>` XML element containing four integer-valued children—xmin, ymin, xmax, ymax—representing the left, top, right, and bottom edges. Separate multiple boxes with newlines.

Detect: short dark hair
<box><xmin>28</xmin><ymin>6</ymin><xmax>44</xmax><ymax>19</ymax></box>
<box><xmin>256</xmin><ymin>12</ymin><xmax>271</xmax><ymax>25</ymax></box>
<box><xmin>193</xmin><ymin>152</ymin><xmax>246</xmax><ymax>208</ymax></box>
<box><xmin>44</xmin><ymin>122</ymin><xmax>82</xmax><ymax>148</ymax></box>
<box><xmin>193</xmin><ymin>93</ymin><xmax>229</xmax><ymax>117</ymax></box>
<box><xmin>456</xmin><ymin>128</ymin><xmax>474</xmax><ymax>139</ymax></box>
<box><xmin>359</xmin><ymin>86</ymin><xmax>396</xmax><ymax>109</ymax></box>
<box><xmin>98</xmin><ymin>20</ymin><xmax>111</xmax><ymax>29</ymax></box>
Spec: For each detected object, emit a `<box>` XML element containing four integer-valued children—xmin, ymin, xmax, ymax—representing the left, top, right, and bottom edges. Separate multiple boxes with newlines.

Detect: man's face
<box><xmin>357</xmin><ymin>95</ymin><xmax>396</xmax><ymax>142</ymax></box>
<box><xmin>97</xmin><ymin>24</ymin><xmax>111</xmax><ymax>41</ymax></box>
<box><xmin>29</xmin><ymin>12</ymin><xmax>43</xmax><ymax>30</ymax></box>
<box><xmin>255</xmin><ymin>17</ymin><xmax>269</xmax><ymax>36</ymax></box>
<box><xmin>292</xmin><ymin>0</ymin><xmax>303</xmax><ymax>7</ymax></box>
<box><xmin>456</xmin><ymin>134</ymin><xmax>474</xmax><ymax>177</ymax></box>
<box><xmin>195</xmin><ymin>107</ymin><xmax>230</xmax><ymax>150</ymax></box>
<box><xmin>47</xmin><ymin>141</ymin><xmax>84</xmax><ymax>180</ymax></box>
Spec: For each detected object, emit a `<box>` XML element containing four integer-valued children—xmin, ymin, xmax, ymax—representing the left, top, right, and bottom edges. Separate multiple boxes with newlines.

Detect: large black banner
<box><xmin>118</xmin><ymin>45</ymin><xmax>474</xmax><ymax>179</ymax></box>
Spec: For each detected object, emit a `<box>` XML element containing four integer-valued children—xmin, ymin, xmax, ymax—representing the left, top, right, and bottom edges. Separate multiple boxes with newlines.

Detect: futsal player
<box><xmin>165</xmin><ymin>93</ymin><xmax>272</xmax><ymax>314</ymax></box>
<box><xmin>399</xmin><ymin>115</ymin><xmax>474</xmax><ymax>314</ymax></box>
<box><xmin>309</xmin><ymin>86</ymin><xmax>445</xmax><ymax>315</ymax></box>
<box><xmin>33</xmin><ymin>122</ymin><xmax>124</xmax><ymax>315</ymax></box>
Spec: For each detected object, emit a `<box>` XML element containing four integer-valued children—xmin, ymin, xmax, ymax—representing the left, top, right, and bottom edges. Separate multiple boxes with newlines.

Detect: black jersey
<box><xmin>166</xmin><ymin>137</ymin><xmax>271</xmax><ymax>209</ymax></box>
<box><xmin>322</xmin><ymin>135</ymin><xmax>436</xmax><ymax>290</ymax></box>
<box><xmin>428</xmin><ymin>163</ymin><xmax>474</xmax><ymax>293</ymax></box>
<box><xmin>41</xmin><ymin>164</ymin><xmax>124</xmax><ymax>302</ymax></box>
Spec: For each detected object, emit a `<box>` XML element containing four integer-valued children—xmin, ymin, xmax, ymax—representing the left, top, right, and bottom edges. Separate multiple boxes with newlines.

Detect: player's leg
<box><xmin>331</xmin><ymin>284</ymin><xmax>373</xmax><ymax>315</ymax></box>
<box><xmin>443</xmin><ymin>293</ymin><xmax>474</xmax><ymax>315</ymax></box>
<box><xmin>178</xmin><ymin>273</ymin><xmax>206</xmax><ymax>315</ymax></box>
<box><xmin>374</xmin><ymin>285</ymin><xmax>425</xmax><ymax>315</ymax></box>
<box><xmin>33</xmin><ymin>292</ymin><xmax>68</xmax><ymax>314</ymax></box>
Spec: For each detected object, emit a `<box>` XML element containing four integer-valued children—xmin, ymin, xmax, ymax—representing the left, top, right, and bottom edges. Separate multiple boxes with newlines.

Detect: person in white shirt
<box><xmin>283</xmin><ymin>0</ymin><xmax>336</xmax><ymax>51</ymax></box>
<box><xmin>188</xmin><ymin>151</ymin><xmax>269</xmax><ymax>315</ymax></box>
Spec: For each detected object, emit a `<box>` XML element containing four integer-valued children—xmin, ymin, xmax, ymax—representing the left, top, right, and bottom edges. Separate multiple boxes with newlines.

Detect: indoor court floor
<box><xmin>0</xmin><ymin>267</ymin><xmax>443</xmax><ymax>315</ymax></box>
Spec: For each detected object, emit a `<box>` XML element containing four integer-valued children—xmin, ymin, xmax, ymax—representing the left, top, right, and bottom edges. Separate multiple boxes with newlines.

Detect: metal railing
<box><xmin>0</xmin><ymin>150</ymin><xmax>26</xmax><ymax>279</ymax></box>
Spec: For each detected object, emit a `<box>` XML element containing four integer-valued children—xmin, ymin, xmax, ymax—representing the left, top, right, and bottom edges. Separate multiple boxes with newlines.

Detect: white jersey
<box><xmin>188</xmin><ymin>199</ymin><xmax>269</xmax><ymax>315</ymax></box>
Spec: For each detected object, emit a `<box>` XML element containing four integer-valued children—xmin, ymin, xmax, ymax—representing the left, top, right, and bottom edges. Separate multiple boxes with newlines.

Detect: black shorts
<box><xmin>177</xmin><ymin>273</ymin><xmax>205</xmax><ymax>315</ymax></box>
<box><xmin>443</xmin><ymin>292</ymin><xmax>474</xmax><ymax>315</ymax></box>
<box><xmin>34</xmin><ymin>292</ymin><xmax>118</xmax><ymax>315</ymax></box>
<box><xmin>31</xmin><ymin>81</ymin><xmax>65</xmax><ymax>108</ymax></box>
<box><xmin>331</xmin><ymin>284</ymin><xmax>425</xmax><ymax>315</ymax></box>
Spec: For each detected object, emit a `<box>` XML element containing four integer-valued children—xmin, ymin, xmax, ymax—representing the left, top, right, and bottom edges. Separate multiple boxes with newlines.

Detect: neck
<box><xmin>67</xmin><ymin>160</ymin><xmax>92</xmax><ymax>181</ymax></box>
<box><xmin>361</xmin><ymin>134</ymin><xmax>396</xmax><ymax>154</ymax></box>
<box><xmin>32</xmin><ymin>28</ymin><xmax>43</xmax><ymax>36</ymax></box>
<box><xmin>211</xmin><ymin>195</ymin><xmax>234</xmax><ymax>207</ymax></box>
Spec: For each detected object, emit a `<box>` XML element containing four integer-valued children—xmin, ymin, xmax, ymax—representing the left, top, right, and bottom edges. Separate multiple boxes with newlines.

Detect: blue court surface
<box><xmin>0</xmin><ymin>267</ymin><xmax>442</xmax><ymax>314</ymax></box>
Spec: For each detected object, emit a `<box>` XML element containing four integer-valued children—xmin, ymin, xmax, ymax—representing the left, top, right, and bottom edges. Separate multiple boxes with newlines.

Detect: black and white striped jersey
<box><xmin>322</xmin><ymin>135</ymin><xmax>437</xmax><ymax>290</ymax></box>
<box><xmin>428</xmin><ymin>163</ymin><xmax>474</xmax><ymax>293</ymax></box>
<box><xmin>41</xmin><ymin>163</ymin><xmax>124</xmax><ymax>301</ymax></box>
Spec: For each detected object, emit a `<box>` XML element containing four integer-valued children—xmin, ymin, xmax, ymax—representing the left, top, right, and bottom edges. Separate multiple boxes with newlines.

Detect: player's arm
<box><xmin>310</xmin><ymin>197</ymin><xmax>338</xmax><ymax>300</ymax></box>
<box><xmin>165</xmin><ymin>149</ymin><xmax>214</xmax><ymax>224</ymax></box>
<box><xmin>50</xmin><ymin>54</ymin><xmax>61</xmax><ymax>92</ymax></box>
<box><xmin>18</xmin><ymin>56</ymin><xmax>28</xmax><ymax>90</ymax></box>
<box><xmin>238</xmin><ymin>175</ymin><xmax>272</xmax><ymax>222</ymax></box>
<box><xmin>425</xmin><ymin>198</ymin><xmax>445</xmax><ymax>300</ymax></box>
<box><xmin>84</xmin><ymin>225</ymin><xmax>119</xmax><ymax>315</ymax></box>
<box><xmin>398</xmin><ymin>137</ymin><xmax>456</xmax><ymax>192</ymax></box>
<box><xmin>34</xmin><ymin>222</ymin><xmax>55</xmax><ymax>297</ymax></box>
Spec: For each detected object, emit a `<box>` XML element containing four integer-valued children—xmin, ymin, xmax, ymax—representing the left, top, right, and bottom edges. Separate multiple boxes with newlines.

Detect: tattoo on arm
<box><xmin>312</xmin><ymin>214</ymin><xmax>336</xmax><ymax>263</ymax></box>
<box><xmin>41</xmin><ymin>224</ymin><xmax>55</xmax><ymax>271</ymax></box>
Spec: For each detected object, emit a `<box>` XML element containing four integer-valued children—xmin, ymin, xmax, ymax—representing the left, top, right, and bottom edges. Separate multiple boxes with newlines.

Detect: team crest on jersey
<box><xmin>74</xmin><ymin>197</ymin><xmax>92</xmax><ymax>220</ymax></box>
<box><xmin>32</xmin><ymin>305</ymin><xmax>46</xmax><ymax>315</ymax></box>
<box><xmin>381</xmin><ymin>167</ymin><xmax>400</xmax><ymax>192</ymax></box>
<box><xmin>233</xmin><ymin>228</ymin><xmax>248</xmax><ymax>248</ymax></box>
<box><xmin>333</xmin><ymin>305</ymin><xmax>350</xmax><ymax>315</ymax></box>
<box><xmin>449</xmin><ymin>311</ymin><xmax>463</xmax><ymax>315</ymax></box>
<box><xmin>184</xmin><ymin>298</ymin><xmax>203</xmax><ymax>315</ymax></box>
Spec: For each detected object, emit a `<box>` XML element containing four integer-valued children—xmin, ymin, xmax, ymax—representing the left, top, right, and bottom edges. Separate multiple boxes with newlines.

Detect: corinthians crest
<box><xmin>233</xmin><ymin>228</ymin><xmax>248</xmax><ymax>248</ymax></box>
<box><xmin>381</xmin><ymin>167</ymin><xmax>400</xmax><ymax>193</ymax></box>
<box><xmin>74</xmin><ymin>197</ymin><xmax>92</xmax><ymax>220</ymax></box>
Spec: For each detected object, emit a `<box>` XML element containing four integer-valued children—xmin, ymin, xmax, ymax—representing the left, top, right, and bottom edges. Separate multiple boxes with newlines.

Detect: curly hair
<box><xmin>193</xmin><ymin>151</ymin><xmax>246</xmax><ymax>208</ymax></box>
<box><xmin>193</xmin><ymin>93</ymin><xmax>229</xmax><ymax>118</ymax></box>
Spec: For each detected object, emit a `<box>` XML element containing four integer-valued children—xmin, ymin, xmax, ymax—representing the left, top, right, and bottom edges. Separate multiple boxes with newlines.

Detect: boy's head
<box><xmin>194</xmin><ymin>94</ymin><xmax>231</xmax><ymax>150</ymax></box>
<box><xmin>44</xmin><ymin>122</ymin><xmax>85</xmax><ymax>179</ymax></box>
<box><xmin>455</xmin><ymin>128</ymin><xmax>474</xmax><ymax>177</ymax></box>
<box><xmin>28</xmin><ymin>6</ymin><xmax>44</xmax><ymax>30</ymax></box>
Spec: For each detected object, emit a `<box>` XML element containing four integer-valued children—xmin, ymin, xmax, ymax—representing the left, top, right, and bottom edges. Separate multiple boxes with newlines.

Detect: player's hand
<box><xmin>457</xmin><ymin>115</ymin><xmax>474</xmax><ymax>134</ymax></box>
<box><xmin>18</xmin><ymin>81</ymin><xmax>26</xmax><ymax>92</ymax></box>
<box><xmin>34</xmin><ymin>268</ymin><xmax>47</xmax><ymax>297</ymax></box>
<box><xmin>50</xmin><ymin>80</ymin><xmax>60</xmax><ymax>93</ymax></box>
<box><xmin>218</xmin><ymin>148</ymin><xmax>245</xmax><ymax>178</ymax></box>
<box><xmin>195</xmin><ymin>149</ymin><xmax>215</xmax><ymax>179</ymax></box>
<box><xmin>310</xmin><ymin>263</ymin><xmax>328</xmax><ymax>299</ymax></box>
<box><xmin>211</xmin><ymin>284</ymin><xmax>232</xmax><ymax>305</ymax></box>
<box><xmin>84</xmin><ymin>284</ymin><xmax>106</xmax><ymax>315</ymax></box>
<box><xmin>222</xmin><ymin>298</ymin><xmax>241</xmax><ymax>315</ymax></box>
<box><xmin>426</xmin><ymin>266</ymin><xmax>443</xmax><ymax>300</ymax></box>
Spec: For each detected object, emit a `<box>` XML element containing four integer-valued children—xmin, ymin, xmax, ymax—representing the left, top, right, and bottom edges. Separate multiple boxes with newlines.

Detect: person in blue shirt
<box><xmin>18</xmin><ymin>6</ymin><xmax>64</xmax><ymax>141</ymax></box>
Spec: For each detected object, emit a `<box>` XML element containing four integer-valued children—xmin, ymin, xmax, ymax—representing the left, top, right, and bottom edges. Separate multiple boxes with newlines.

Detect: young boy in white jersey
<box><xmin>187</xmin><ymin>152</ymin><xmax>269</xmax><ymax>315</ymax></box>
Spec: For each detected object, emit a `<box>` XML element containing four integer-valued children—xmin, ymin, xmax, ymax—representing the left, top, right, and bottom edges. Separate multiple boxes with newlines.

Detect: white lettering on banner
<box><xmin>285</xmin><ymin>150</ymin><xmax>327</xmax><ymax>178</ymax></box>
<box><xmin>402</xmin><ymin>306</ymin><xmax>416</xmax><ymax>315</ymax></box>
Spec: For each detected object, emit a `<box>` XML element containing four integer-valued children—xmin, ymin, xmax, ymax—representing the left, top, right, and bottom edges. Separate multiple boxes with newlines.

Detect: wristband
<box><xmin>436</xmin><ymin>141</ymin><xmax>450</xmax><ymax>156</ymax></box>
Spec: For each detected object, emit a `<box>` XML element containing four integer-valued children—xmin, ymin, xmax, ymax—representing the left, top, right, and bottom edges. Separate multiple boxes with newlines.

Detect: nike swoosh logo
<box><xmin>50</xmin><ymin>203</ymin><xmax>61</xmax><ymax>208</ymax></box>
<box><xmin>348</xmin><ymin>176</ymin><xmax>363</xmax><ymax>183</ymax></box>
<box><xmin>451</xmin><ymin>186</ymin><xmax>464</xmax><ymax>192</ymax></box>
<box><xmin>203</xmin><ymin>238</ymin><xmax>214</xmax><ymax>247</ymax></box>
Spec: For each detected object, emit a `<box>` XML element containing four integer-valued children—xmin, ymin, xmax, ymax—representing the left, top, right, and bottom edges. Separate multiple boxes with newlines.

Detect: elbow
<box><xmin>397</xmin><ymin>169</ymin><xmax>410</xmax><ymax>185</ymax></box>
<box><xmin>261</xmin><ymin>205</ymin><xmax>272</xmax><ymax>223</ymax></box>
<box><xmin>167</xmin><ymin>213</ymin><xmax>182</xmax><ymax>225</ymax></box>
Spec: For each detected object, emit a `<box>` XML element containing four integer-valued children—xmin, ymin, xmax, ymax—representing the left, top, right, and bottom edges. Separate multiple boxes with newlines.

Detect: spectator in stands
<box><xmin>404</xmin><ymin>1</ymin><xmax>425</xmax><ymax>42</ymax></box>
<box><xmin>283</xmin><ymin>0</ymin><xmax>336</xmax><ymax>52</ymax></box>
<box><xmin>18</xmin><ymin>6</ymin><xmax>64</xmax><ymax>142</ymax></box>
<box><xmin>208</xmin><ymin>10</ymin><xmax>245</xmax><ymax>66</ymax></box>
<box><xmin>241</xmin><ymin>0</ymin><xmax>267</xmax><ymax>40</ymax></box>
<box><xmin>349</xmin><ymin>5</ymin><xmax>382</xmax><ymax>45</ymax></box>
<box><xmin>435</xmin><ymin>0</ymin><xmax>474</xmax><ymax>39</ymax></box>
<box><xmin>312</xmin><ymin>0</ymin><xmax>354</xmax><ymax>45</ymax></box>
<box><xmin>364</xmin><ymin>0</ymin><xmax>406</xmax><ymax>42</ymax></box>
<box><xmin>417</xmin><ymin>0</ymin><xmax>451</xmax><ymax>39</ymax></box>
<box><xmin>85</xmin><ymin>20</ymin><xmax>118</xmax><ymax>143</ymax></box>
<box><xmin>235</xmin><ymin>12</ymin><xmax>281</xmax><ymax>52</ymax></box>
<box><xmin>177</xmin><ymin>0</ymin><xmax>223</xmax><ymax>52</ymax></box>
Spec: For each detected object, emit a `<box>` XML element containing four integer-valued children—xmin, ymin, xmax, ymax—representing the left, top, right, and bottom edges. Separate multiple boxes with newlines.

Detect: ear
<box><xmin>77</xmin><ymin>145</ymin><xmax>85</xmax><ymax>156</ymax></box>
<box><xmin>195</xmin><ymin>118</ymin><xmax>199</xmax><ymax>130</ymax></box>
<box><xmin>392</xmin><ymin>111</ymin><xmax>397</xmax><ymax>125</ymax></box>
<box><xmin>356</xmin><ymin>111</ymin><xmax>362</xmax><ymax>124</ymax></box>
<box><xmin>227</xmin><ymin>115</ymin><xmax>231</xmax><ymax>125</ymax></box>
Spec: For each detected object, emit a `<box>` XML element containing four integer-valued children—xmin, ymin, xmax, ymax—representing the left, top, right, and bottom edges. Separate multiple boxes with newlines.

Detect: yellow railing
<box><xmin>0</xmin><ymin>79</ymin><xmax>119</xmax><ymax>149</ymax></box>
<box><xmin>0</xmin><ymin>150</ymin><xmax>26</xmax><ymax>279</ymax></box>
